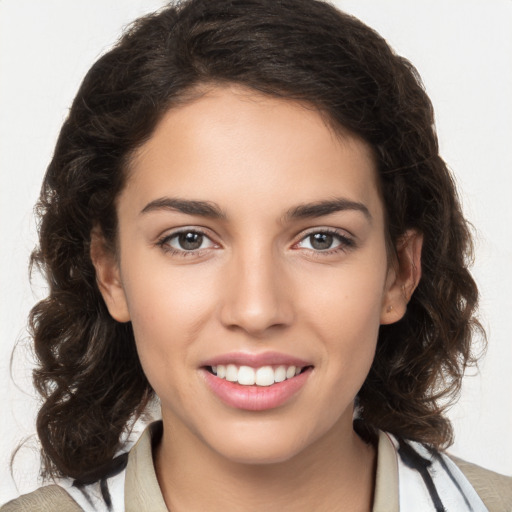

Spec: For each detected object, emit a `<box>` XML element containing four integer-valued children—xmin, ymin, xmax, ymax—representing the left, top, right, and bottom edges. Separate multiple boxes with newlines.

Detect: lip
<box><xmin>200</xmin><ymin>352</ymin><xmax>313</xmax><ymax>411</ymax></box>
<box><xmin>201</xmin><ymin>351</ymin><xmax>312</xmax><ymax>368</ymax></box>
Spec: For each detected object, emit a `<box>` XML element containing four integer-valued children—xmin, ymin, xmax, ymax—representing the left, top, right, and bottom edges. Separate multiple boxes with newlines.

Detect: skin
<box><xmin>92</xmin><ymin>84</ymin><xmax>422</xmax><ymax>511</ymax></box>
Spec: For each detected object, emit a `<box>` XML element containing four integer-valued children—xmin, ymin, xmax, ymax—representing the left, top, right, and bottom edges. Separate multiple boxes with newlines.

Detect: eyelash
<box><xmin>156</xmin><ymin>227</ymin><xmax>355</xmax><ymax>258</ymax></box>
<box><xmin>156</xmin><ymin>228</ymin><xmax>214</xmax><ymax>257</ymax></box>
<box><xmin>293</xmin><ymin>228</ymin><xmax>355</xmax><ymax>257</ymax></box>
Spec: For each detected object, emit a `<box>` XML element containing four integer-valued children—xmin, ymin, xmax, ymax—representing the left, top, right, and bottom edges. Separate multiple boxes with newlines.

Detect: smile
<box><xmin>209</xmin><ymin>364</ymin><xmax>304</xmax><ymax>386</ymax></box>
<box><xmin>202</xmin><ymin>360</ymin><xmax>313</xmax><ymax>411</ymax></box>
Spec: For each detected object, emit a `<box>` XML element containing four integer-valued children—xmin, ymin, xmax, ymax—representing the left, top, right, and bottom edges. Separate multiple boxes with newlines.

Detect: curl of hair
<box><xmin>30</xmin><ymin>0</ymin><xmax>483</xmax><ymax>482</ymax></box>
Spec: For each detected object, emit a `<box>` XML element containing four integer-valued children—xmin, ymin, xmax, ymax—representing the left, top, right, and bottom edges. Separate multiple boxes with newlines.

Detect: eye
<box><xmin>300</xmin><ymin>232</ymin><xmax>339</xmax><ymax>251</ymax></box>
<box><xmin>295</xmin><ymin>229</ymin><xmax>354</xmax><ymax>253</ymax></box>
<box><xmin>158</xmin><ymin>229</ymin><xmax>216</xmax><ymax>253</ymax></box>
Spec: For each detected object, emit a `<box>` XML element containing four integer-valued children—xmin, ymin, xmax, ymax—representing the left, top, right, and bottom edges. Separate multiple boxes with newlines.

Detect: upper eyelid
<box><xmin>159</xmin><ymin>226</ymin><xmax>216</xmax><ymax>241</ymax></box>
<box><xmin>157</xmin><ymin>227</ymin><xmax>218</xmax><ymax>250</ymax></box>
<box><xmin>294</xmin><ymin>226</ymin><xmax>354</xmax><ymax>241</ymax></box>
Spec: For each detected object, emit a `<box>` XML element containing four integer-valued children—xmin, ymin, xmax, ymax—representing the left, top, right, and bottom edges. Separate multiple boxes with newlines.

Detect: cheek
<box><xmin>122</xmin><ymin>256</ymin><xmax>218</xmax><ymax>335</ymax></box>
<box><xmin>299</xmin><ymin>258</ymin><xmax>388</xmax><ymax>331</ymax></box>
<box><xmin>122</xmin><ymin>267</ymin><xmax>215</xmax><ymax>411</ymax></box>
<box><xmin>297</xmin><ymin>260</ymin><xmax>387</xmax><ymax>388</ymax></box>
<box><xmin>119</xmin><ymin>257</ymin><xmax>222</xmax><ymax>396</ymax></box>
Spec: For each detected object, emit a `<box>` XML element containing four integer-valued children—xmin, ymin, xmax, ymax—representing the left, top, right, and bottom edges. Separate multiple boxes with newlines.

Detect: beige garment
<box><xmin>2</xmin><ymin>423</ymin><xmax>511</xmax><ymax>511</ymax></box>
<box><xmin>451</xmin><ymin>455</ymin><xmax>512</xmax><ymax>512</ymax></box>
<box><xmin>0</xmin><ymin>484</ymin><xmax>82</xmax><ymax>512</ymax></box>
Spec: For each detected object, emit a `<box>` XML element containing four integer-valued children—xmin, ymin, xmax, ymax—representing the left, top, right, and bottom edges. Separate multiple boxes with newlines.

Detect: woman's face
<box><xmin>96</xmin><ymin>85</ymin><xmax>409</xmax><ymax>464</ymax></box>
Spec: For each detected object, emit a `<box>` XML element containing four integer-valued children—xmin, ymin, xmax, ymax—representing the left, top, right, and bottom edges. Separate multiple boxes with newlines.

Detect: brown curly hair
<box><xmin>29</xmin><ymin>0</ymin><xmax>482</xmax><ymax>483</ymax></box>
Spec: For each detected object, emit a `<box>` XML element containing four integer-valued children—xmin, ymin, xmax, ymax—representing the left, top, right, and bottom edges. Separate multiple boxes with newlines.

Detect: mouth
<box><xmin>206</xmin><ymin>364</ymin><xmax>312</xmax><ymax>386</ymax></box>
<box><xmin>201</xmin><ymin>357</ymin><xmax>313</xmax><ymax>411</ymax></box>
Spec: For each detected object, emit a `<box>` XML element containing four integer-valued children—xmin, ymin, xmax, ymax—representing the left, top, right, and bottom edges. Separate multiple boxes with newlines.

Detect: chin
<box><xmin>202</xmin><ymin>420</ymin><xmax>322</xmax><ymax>466</ymax></box>
<box><xmin>215</xmin><ymin>439</ymin><xmax>305</xmax><ymax>466</ymax></box>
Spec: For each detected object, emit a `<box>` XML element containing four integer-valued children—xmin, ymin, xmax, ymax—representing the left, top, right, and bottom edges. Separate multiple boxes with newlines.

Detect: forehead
<box><xmin>123</xmin><ymin>85</ymin><xmax>383</xmax><ymax>223</ymax></box>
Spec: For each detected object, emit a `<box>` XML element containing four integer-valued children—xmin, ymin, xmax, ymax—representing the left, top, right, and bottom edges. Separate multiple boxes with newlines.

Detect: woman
<box><xmin>3</xmin><ymin>0</ymin><xmax>511</xmax><ymax>510</ymax></box>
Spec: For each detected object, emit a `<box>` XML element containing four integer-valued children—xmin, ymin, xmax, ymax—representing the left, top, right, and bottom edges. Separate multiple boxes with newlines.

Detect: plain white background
<box><xmin>1</xmin><ymin>0</ymin><xmax>511</xmax><ymax>505</ymax></box>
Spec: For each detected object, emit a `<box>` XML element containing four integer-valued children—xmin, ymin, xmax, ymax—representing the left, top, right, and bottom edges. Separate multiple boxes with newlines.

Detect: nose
<box><xmin>219</xmin><ymin>245</ymin><xmax>294</xmax><ymax>336</ymax></box>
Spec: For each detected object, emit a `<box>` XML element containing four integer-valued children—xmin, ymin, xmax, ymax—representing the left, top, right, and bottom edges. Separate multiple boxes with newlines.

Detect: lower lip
<box><xmin>202</xmin><ymin>368</ymin><xmax>312</xmax><ymax>411</ymax></box>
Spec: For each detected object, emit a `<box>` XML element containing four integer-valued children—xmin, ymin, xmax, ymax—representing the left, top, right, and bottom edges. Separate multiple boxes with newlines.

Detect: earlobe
<box><xmin>90</xmin><ymin>228</ymin><xmax>131</xmax><ymax>323</ymax></box>
<box><xmin>380</xmin><ymin>230</ymin><xmax>423</xmax><ymax>325</ymax></box>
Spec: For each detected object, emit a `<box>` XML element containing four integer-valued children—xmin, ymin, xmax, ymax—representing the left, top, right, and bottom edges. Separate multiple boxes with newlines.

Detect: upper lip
<box><xmin>201</xmin><ymin>351</ymin><xmax>312</xmax><ymax>368</ymax></box>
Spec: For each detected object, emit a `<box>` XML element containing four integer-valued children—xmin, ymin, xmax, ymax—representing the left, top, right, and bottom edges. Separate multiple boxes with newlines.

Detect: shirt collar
<box><xmin>372</xmin><ymin>431</ymin><xmax>399</xmax><ymax>511</ymax></box>
<box><xmin>125</xmin><ymin>421</ymin><xmax>168</xmax><ymax>512</ymax></box>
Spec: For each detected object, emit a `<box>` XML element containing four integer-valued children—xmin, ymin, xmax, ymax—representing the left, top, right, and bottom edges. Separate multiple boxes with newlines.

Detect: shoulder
<box><xmin>1</xmin><ymin>484</ymin><xmax>83</xmax><ymax>512</ymax></box>
<box><xmin>448</xmin><ymin>455</ymin><xmax>512</xmax><ymax>512</ymax></box>
<box><xmin>378</xmin><ymin>430</ymin><xmax>512</xmax><ymax>512</ymax></box>
<box><xmin>1</xmin><ymin>423</ymin><xmax>158</xmax><ymax>512</ymax></box>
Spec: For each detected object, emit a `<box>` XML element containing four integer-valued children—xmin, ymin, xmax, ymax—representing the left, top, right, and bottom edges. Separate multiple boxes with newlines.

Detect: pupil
<box><xmin>179</xmin><ymin>232</ymin><xmax>203</xmax><ymax>250</ymax></box>
<box><xmin>311</xmin><ymin>233</ymin><xmax>333</xmax><ymax>250</ymax></box>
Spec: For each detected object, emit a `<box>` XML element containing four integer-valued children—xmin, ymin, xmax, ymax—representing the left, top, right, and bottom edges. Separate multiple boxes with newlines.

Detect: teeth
<box><xmin>226</xmin><ymin>364</ymin><xmax>238</xmax><ymax>382</ymax></box>
<box><xmin>255</xmin><ymin>366</ymin><xmax>274</xmax><ymax>386</ymax></box>
<box><xmin>211</xmin><ymin>364</ymin><xmax>304</xmax><ymax>386</ymax></box>
<box><xmin>238</xmin><ymin>366</ymin><xmax>255</xmax><ymax>385</ymax></box>
<box><xmin>274</xmin><ymin>366</ymin><xmax>286</xmax><ymax>383</ymax></box>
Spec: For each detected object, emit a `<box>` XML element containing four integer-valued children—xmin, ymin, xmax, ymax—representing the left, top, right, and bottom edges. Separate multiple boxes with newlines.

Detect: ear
<box><xmin>380</xmin><ymin>229</ymin><xmax>423</xmax><ymax>325</ymax></box>
<box><xmin>90</xmin><ymin>227</ymin><xmax>131</xmax><ymax>323</ymax></box>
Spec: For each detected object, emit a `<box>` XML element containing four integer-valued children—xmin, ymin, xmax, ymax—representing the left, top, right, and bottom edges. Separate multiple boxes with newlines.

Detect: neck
<box><xmin>154</xmin><ymin>414</ymin><xmax>376</xmax><ymax>512</ymax></box>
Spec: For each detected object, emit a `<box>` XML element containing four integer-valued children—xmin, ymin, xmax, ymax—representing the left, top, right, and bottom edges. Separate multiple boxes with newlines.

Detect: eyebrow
<box><xmin>283</xmin><ymin>198</ymin><xmax>372</xmax><ymax>223</ymax></box>
<box><xmin>140</xmin><ymin>196</ymin><xmax>371</xmax><ymax>222</ymax></box>
<box><xmin>140</xmin><ymin>197</ymin><xmax>227</xmax><ymax>219</ymax></box>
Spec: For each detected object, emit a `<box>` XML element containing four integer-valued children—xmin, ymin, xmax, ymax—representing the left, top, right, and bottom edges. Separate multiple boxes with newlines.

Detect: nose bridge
<box><xmin>219</xmin><ymin>239</ymin><xmax>293</xmax><ymax>335</ymax></box>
